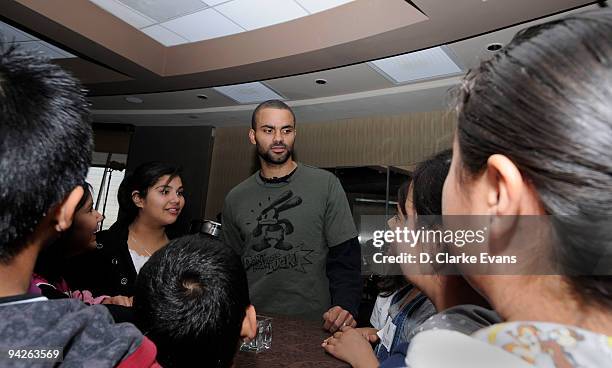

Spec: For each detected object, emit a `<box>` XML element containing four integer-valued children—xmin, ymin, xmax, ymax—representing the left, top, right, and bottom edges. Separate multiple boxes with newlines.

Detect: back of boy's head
<box><xmin>0</xmin><ymin>46</ymin><xmax>92</xmax><ymax>263</ymax></box>
<box><xmin>134</xmin><ymin>234</ymin><xmax>251</xmax><ymax>368</ymax></box>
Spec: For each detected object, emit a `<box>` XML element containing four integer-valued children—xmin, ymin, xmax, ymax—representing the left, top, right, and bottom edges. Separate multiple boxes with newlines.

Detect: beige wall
<box><xmin>205</xmin><ymin>110</ymin><xmax>456</xmax><ymax>218</ymax></box>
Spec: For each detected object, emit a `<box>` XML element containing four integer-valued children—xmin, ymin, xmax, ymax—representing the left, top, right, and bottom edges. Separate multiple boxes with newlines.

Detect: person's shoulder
<box><xmin>296</xmin><ymin>164</ymin><xmax>340</xmax><ymax>189</ymax></box>
<box><xmin>55</xmin><ymin>301</ymin><xmax>148</xmax><ymax>365</ymax></box>
<box><xmin>298</xmin><ymin>164</ymin><xmax>335</xmax><ymax>179</ymax></box>
<box><xmin>412</xmin><ymin>296</ymin><xmax>436</xmax><ymax>323</ymax></box>
<box><xmin>95</xmin><ymin>222</ymin><xmax>129</xmax><ymax>251</ymax></box>
<box><xmin>0</xmin><ymin>298</ymin><xmax>150</xmax><ymax>365</ymax></box>
<box><xmin>0</xmin><ymin>298</ymin><xmax>110</xmax><ymax>334</ymax></box>
<box><xmin>225</xmin><ymin>172</ymin><xmax>259</xmax><ymax>202</ymax></box>
<box><xmin>406</xmin><ymin>329</ymin><xmax>533</xmax><ymax>368</ymax></box>
<box><xmin>97</xmin><ymin>221</ymin><xmax>126</xmax><ymax>239</ymax></box>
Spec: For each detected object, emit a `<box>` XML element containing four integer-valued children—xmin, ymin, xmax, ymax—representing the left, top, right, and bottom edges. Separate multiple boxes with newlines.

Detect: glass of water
<box><xmin>240</xmin><ymin>315</ymin><xmax>272</xmax><ymax>353</ymax></box>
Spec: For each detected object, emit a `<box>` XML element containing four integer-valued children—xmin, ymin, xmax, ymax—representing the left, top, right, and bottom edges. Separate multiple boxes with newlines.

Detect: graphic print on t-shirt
<box><xmin>243</xmin><ymin>190</ymin><xmax>314</xmax><ymax>274</ymax></box>
<box><xmin>250</xmin><ymin>190</ymin><xmax>301</xmax><ymax>251</ymax></box>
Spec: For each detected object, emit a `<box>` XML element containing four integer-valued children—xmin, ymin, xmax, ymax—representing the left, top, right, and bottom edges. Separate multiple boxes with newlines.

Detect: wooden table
<box><xmin>234</xmin><ymin>315</ymin><xmax>350</xmax><ymax>368</ymax></box>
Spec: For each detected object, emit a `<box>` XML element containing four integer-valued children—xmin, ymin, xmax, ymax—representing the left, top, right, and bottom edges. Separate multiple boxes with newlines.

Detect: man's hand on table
<box><xmin>322</xmin><ymin>326</ymin><xmax>379</xmax><ymax>368</ymax></box>
<box><xmin>323</xmin><ymin>306</ymin><xmax>357</xmax><ymax>333</ymax></box>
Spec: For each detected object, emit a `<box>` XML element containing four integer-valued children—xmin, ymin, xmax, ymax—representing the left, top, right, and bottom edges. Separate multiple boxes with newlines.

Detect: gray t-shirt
<box><xmin>222</xmin><ymin>163</ymin><xmax>358</xmax><ymax>319</ymax></box>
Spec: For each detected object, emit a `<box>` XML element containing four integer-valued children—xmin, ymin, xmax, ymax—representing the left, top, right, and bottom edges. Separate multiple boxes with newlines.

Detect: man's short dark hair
<box><xmin>134</xmin><ymin>235</ymin><xmax>251</xmax><ymax>368</ymax></box>
<box><xmin>0</xmin><ymin>45</ymin><xmax>92</xmax><ymax>263</ymax></box>
<box><xmin>251</xmin><ymin>99</ymin><xmax>295</xmax><ymax>129</ymax></box>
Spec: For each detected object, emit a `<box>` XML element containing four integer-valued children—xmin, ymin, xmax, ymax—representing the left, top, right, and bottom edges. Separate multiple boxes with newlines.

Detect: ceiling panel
<box><xmin>9</xmin><ymin>41</ymin><xmax>65</xmax><ymax>59</ymax></box>
<box><xmin>295</xmin><ymin>0</ymin><xmax>354</xmax><ymax>14</ymax></box>
<box><xmin>216</xmin><ymin>0</ymin><xmax>308</xmax><ymax>31</ymax></box>
<box><xmin>161</xmin><ymin>8</ymin><xmax>244</xmax><ymax>42</ymax></box>
<box><xmin>201</xmin><ymin>0</ymin><xmax>231</xmax><ymax>5</ymax></box>
<box><xmin>117</xmin><ymin>0</ymin><xmax>208</xmax><ymax>23</ymax></box>
<box><xmin>0</xmin><ymin>20</ymin><xmax>75</xmax><ymax>59</ymax></box>
<box><xmin>266</xmin><ymin>63</ymin><xmax>393</xmax><ymax>100</ymax></box>
<box><xmin>0</xmin><ymin>21</ymin><xmax>34</xmax><ymax>42</ymax></box>
<box><xmin>89</xmin><ymin>87</ymin><xmax>236</xmax><ymax>109</ymax></box>
<box><xmin>369</xmin><ymin>46</ymin><xmax>462</xmax><ymax>84</ymax></box>
<box><xmin>214</xmin><ymin>82</ymin><xmax>285</xmax><ymax>103</ymax></box>
<box><xmin>141</xmin><ymin>25</ymin><xmax>189</xmax><ymax>46</ymax></box>
<box><xmin>447</xmin><ymin>5</ymin><xmax>598</xmax><ymax>71</ymax></box>
<box><xmin>42</xmin><ymin>40</ymin><xmax>76</xmax><ymax>58</ymax></box>
<box><xmin>88</xmin><ymin>0</ymin><xmax>155</xmax><ymax>29</ymax></box>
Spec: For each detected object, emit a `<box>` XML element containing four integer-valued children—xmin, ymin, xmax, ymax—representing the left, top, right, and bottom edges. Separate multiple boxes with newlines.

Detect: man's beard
<box><xmin>256</xmin><ymin>142</ymin><xmax>293</xmax><ymax>165</ymax></box>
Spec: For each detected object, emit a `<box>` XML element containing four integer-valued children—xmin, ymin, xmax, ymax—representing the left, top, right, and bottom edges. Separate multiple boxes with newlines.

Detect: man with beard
<box><xmin>222</xmin><ymin>100</ymin><xmax>361</xmax><ymax>332</ymax></box>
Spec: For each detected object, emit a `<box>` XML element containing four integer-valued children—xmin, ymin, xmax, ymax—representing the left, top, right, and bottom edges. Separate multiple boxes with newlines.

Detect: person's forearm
<box><xmin>327</xmin><ymin>237</ymin><xmax>362</xmax><ymax>317</ymax></box>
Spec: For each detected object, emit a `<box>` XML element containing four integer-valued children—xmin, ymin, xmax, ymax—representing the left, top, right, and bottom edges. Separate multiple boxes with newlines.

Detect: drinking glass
<box><xmin>239</xmin><ymin>315</ymin><xmax>272</xmax><ymax>353</ymax></box>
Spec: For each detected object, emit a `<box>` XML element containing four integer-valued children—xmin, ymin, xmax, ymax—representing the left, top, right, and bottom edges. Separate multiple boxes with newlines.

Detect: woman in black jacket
<box><xmin>65</xmin><ymin>162</ymin><xmax>185</xmax><ymax>298</ymax></box>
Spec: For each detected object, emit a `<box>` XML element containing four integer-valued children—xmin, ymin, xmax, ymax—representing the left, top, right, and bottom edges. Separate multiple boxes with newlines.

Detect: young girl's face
<box><xmin>138</xmin><ymin>175</ymin><xmax>185</xmax><ymax>226</ymax></box>
<box><xmin>65</xmin><ymin>192</ymin><xmax>104</xmax><ymax>255</ymax></box>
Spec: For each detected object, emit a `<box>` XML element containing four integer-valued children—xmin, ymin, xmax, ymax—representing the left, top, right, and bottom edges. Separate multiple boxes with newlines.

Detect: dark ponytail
<box><xmin>454</xmin><ymin>9</ymin><xmax>612</xmax><ymax>308</ymax></box>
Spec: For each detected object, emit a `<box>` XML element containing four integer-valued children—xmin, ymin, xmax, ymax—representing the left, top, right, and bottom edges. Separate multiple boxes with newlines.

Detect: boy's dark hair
<box><xmin>134</xmin><ymin>235</ymin><xmax>251</xmax><ymax>368</ymax></box>
<box><xmin>0</xmin><ymin>45</ymin><xmax>92</xmax><ymax>263</ymax></box>
<box><xmin>251</xmin><ymin>99</ymin><xmax>295</xmax><ymax>129</ymax></box>
<box><xmin>117</xmin><ymin>161</ymin><xmax>182</xmax><ymax>225</ymax></box>
<box><xmin>411</xmin><ymin>149</ymin><xmax>452</xmax><ymax>219</ymax></box>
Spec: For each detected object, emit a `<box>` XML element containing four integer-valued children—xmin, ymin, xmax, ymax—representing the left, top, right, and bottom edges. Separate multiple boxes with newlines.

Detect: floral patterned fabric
<box><xmin>473</xmin><ymin>321</ymin><xmax>612</xmax><ymax>367</ymax></box>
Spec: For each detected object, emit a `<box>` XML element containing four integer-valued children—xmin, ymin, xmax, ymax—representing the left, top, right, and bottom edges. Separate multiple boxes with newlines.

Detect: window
<box><xmin>87</xmin><ymin>151</ymin><xmax>127</xmax><ymax>230</ymax></box>
<box><xmin>87</xmin><ymin>167</ymin><xmax>125</xmax><ymax>230</ymax></box>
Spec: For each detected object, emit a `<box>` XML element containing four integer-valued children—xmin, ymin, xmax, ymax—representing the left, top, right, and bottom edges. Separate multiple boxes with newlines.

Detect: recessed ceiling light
<box><xmin>125</xmin><ymin>96</ymin><xmax>143</xmax><ymax>104</ymax></box>
<box><xmin>213</xmin><ymin>82</ymin><xmax>285</xmax><ymax>104</ymax></box>
<box><xmin>486</xmin><ymin>43</ymin><xmax>503</xmax><ymax>52</ymax></box>
<box><xmin>315</xmin><ymin>78</ymin><xmax>328</xmax><ymax>85</ymax></box>
<box><xmin>197</xmin><ymin>94</ymin><xmax>209</xmax><ymax>100</ymax></box>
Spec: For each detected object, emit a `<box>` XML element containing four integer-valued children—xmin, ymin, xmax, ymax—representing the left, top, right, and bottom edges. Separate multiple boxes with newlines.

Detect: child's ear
<box><xmin>52</xmin><ymin>186</ymin><xmax>85</xmax><ymax>232</ymax></box>
<box><xmin>132</xmin><ymin>190</ymin><xmax>144</xmax><ymax>208</ymax></box>
<box><xmin>240</xmin><ymin>305</ymin><xmax>257</xmax><ymax>341</ymax></box>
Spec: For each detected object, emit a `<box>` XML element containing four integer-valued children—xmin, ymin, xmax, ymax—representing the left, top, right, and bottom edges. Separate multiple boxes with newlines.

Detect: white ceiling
<box><xmin>0</xmin><ymin>20</ymin><xmax>76</xmax><ymax>59</ymax></box>
<box><xmin>90</xmin><ymin>3</ymin><xmax>600</xmax><ymax>127</ymax></box>
<box><xmin>88</xmin><ymin>0</ymin><xmax>355</xmax><ymax>46</ymax></box>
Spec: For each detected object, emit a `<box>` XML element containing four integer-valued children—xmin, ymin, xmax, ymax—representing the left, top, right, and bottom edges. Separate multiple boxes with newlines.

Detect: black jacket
<box><xmin>64</xmin><ymin>221</ymin><xmax>138</xmax><ymax>297</ymax></box>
